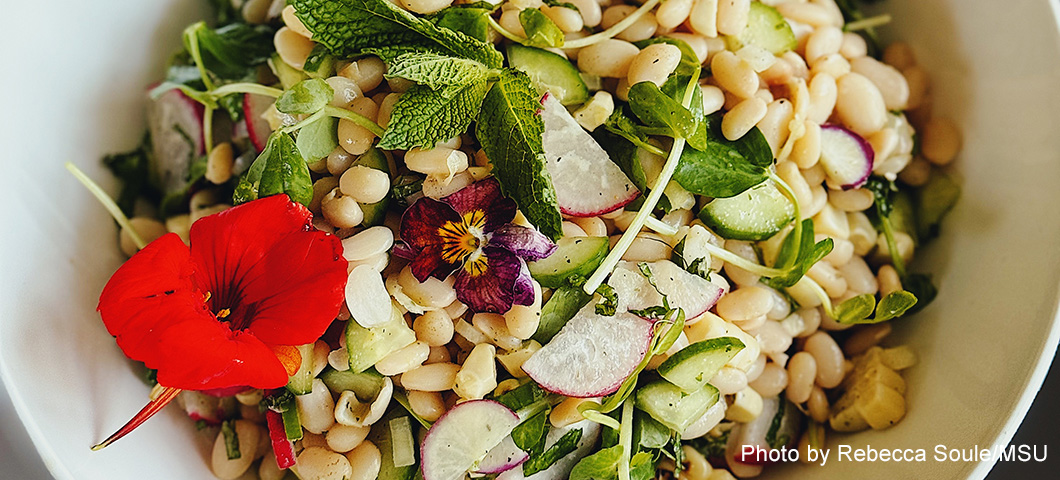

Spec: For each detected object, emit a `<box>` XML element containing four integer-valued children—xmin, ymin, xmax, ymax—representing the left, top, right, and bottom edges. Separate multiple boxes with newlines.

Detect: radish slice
<box><xmin>608</xmin><ymin>260</ymin><xmax>724</xmax><ymax>319</ymax></box>
<box><xmin>496</xmin><ymin>420</ymin><xmax>601</xmax><ymax>480</ymax></box>
<box><xmin>522</xmin><ymin>306</ymin><xmax>654</xmax><ymax>397</ymax></box>
<box><xmin>819</xmin><ymin>124</ymin><xmax>875</xmax><ymax>190</ymax></box>
<box><xmin>244</xmin><ymin>93</ymin><xmax>275</xmax><ymax>152</ymax></box>
<box><xmin>726</xmin><ymin>396</ymin><xmax>780</xmax><ymax>476</ymax></box>
<box><xmin>540</xmin><ymin>93</ymin><xmax>639</xmax><ymax>217</ymax></box>
<box><xmin>472</xmin><ymin>436</ymin><xmax>529</xmax><ymax>475</ymax></box>
<box><xmin>147</xmin><ymin>88</ymin><xmax>204</xmax><ymax>193</ymax></box>
<box><xmin>421</xmin><ymin>400</ymin><xmax>520</xmax><ymax>480</ymax></box>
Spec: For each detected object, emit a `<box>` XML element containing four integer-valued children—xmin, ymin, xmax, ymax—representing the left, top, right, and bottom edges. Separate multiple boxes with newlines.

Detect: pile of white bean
<box><xmin>114</xmin><ymin>1</ymin><xmax>961</xmax><ymax>479</ymax></box>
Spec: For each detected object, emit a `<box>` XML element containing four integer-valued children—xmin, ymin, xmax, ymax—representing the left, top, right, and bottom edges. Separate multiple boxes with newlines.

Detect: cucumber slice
<box><xmin>370</xmin><ymin>407</ymin><xmax>419</xmax><ymax>480</ymax></box>
<box><xmin>527</xmin><ymin>236</ymin><xmax>609</xmax><ymax>288</ymax></box>
<box><xmin>726</xmin><ymin>2</ymin><xmax>797</xmax><ymax>55</ymax></box>
<box><xmin>320</xmin><ymin>367</ymin><xmax>386</xmax><ymax>400</ymax></box>
<box><xmin>507</xmin><ymin>44</ymin><xmax>590</xmax><ymax>106</ymax></box>
<box><xmin>354</xmin><ymin>148</ymin><xmax>392</xmax><ymax>227</ymax></box>
<box><xmin>657</xmin><ymin>337</ymin><xmax>746</xmax><ymax>393</ymax></box>
<box><xmin>699</xmin><ymin>180</ymin><xmax>795</xmax><ymax>241</ymax></box>
<box><xmin>346</xmin><ymin>304</ymin><xmax>416</xmax><ymax>373</ymax></box>
<box><xmin>285</xmin><ymin>343</ymin><xmax>316</xmax><ymax>395</ymax></box>
<box><xmin>635</xmin><ymin>380</ymin><xmax>720</xmax><ymax>432</ymax></box>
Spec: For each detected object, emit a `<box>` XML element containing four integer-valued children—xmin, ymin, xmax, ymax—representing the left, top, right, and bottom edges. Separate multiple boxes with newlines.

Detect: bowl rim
<box><xmin>5</xmin><ymin>2</ymin><xmax>1060</xmax><ymax>479</ymax></box>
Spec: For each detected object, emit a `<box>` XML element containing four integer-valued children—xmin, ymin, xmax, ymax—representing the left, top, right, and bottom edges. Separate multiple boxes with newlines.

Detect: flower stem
<box><xmin>879</xmin><ymin>215</ymin><xmax>906</xmax><ymax>277</ymax></box>
<box><xmin>183</xmin><ymin>23</ymin><xmax>216</xmax><ymax>92</ymax></box>
<box><xmin>584</xmin><ymin>67</ymin><xmax>700</xmax><ymax>294</ymax></box>
<box><xmin>564</xmin><ymin>0</ymin><xmax>662</xmax><ymax>49</ymax></box>
<box><xmin>92</xmin><ymin>386</ymin><xmax>183</xmax><ymax>450</ymax></box>
<box><xmin>203</xmin><ymin>104</ymin><xmax>215</xmax><ymax>156</ymax></box>
<box><xmin>802</xmin><ymin>275</ymin><xmax>837</xmax><ymax>318</ymax></box>
<box><xmin>279</xmin><ymin>108</ymin><xmax>328</xmax><ymax>135</ymax></box>
<box><xmin>66</xmin><ymin>163</ymin><xmax>147</xmax><ymax>250</ymax></box>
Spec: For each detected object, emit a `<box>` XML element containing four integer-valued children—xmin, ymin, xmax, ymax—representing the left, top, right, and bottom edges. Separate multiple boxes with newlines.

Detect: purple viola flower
<box><xmin>400</xmin><ymin>177</ymin><xmax>557</xmax><ymax>313</ymax></box>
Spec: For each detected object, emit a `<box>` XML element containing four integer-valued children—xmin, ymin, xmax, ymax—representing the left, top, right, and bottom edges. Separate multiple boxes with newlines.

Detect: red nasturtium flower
<box><xmin>93</xmin><ymin>195</ymin><xmax>347</xmax><ymax>449</ymax></box>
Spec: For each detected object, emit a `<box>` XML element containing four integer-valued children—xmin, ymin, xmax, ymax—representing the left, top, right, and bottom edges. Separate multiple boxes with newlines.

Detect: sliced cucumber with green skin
<box><xmin>320</xmin><ymin>367</ymin><xmax>386</xmax><ymax>400</ymax></box>
<box><xmin>658</xmin><ymin>337</ymin><xmax>746</xmax><ymax>393</ymax></box>
<box><xmin>355</xmin><ymin>147</ymin><xmax>392</xmax><ymax>227</ymax></box>
<box><xmin>285</xmin><ymin>343</ymin><xmax>316</xmax><ymax>395</ymax></box>
<box><xmin>346</xmin><ymin>305</ymin><xmax>416</xmax><ymax>373</ymax></box>
<box><xmin>370</xmin><ymin>407</ymin><xmax>419</xmax><ymax>480</ymax></box>
<box><xmin>507</xmin><ymin>44</ymin><xmax>590</xmax><ymax>106</ymax></box>
<box><xmin>699</xmin><ymin>180</ymin><xmax>795</xmax><ymax>241</ymax></box>
<box><xmin>532</xmin><ymin>286</ymin><xmax>592</xmax><ymax>344</ymax></box>
<box><xmin>635</xmin><ymin>380</ymin><xmax>720</xmax><ymax>432</ymax></box>
<box><xmin>527</xmin><ymin>236</ymin><xmax>610</xmax><ymax>288</ymax></box>
<box><xmin>726</xmin><ymin>2</ymin><xmax>797</xmax><ymax>54</ymax></box>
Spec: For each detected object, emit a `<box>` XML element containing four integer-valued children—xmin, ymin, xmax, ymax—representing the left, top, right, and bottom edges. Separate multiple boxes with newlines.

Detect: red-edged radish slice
<box><xmin>540</xmin><ymin>93</ymin><xmax>639</xmax><ymax>216</ymax></box>
<box><xmin>608</xmin><ymin>260</ymin><xmax>724</xmax><ymax>320</ymax></box>
<box><xmin>495</xmin><ymin>420</ymin><xmax>602</xmax><ymax>480</ymax></box>
<box><xmin>421</xmin><ymin>400</ymin><xmax>520</xmax><ymax>480</ymax></box>
<box><xmin>522</xmin><ymin>306</ymin><xmax>654</xmax><ymax>397</ymax></box>
<box><xmin>147</xmin><ymin>88</ymin><xmax>204</xmax><ymax>193</ymax></box>
<box><xmin>472</xmin><ymin>435</ymin><xmax>529</xmax><ymax>475</ymax></box>
<box><xmin>819</xmin><ymin>124</ymin><xmax>875</xmax><ymax>190</ymax></box>
<box><xmin>244</xmin><ymin>93</ymin><xmax>275</xmax><ymax>152</ymax></box>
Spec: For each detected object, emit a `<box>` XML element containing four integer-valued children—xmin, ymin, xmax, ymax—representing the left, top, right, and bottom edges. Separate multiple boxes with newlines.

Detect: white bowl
<box><xmin>3</xmin><ymin>0</ymin><xmax>1060</xmax><ymax>479</ymax></box>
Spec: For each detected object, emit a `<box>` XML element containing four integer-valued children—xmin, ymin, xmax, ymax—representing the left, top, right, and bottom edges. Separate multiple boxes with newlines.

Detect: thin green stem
<box><xmin>643</xmin><ymin>216</ymin><xmax>678</xmax><ymax>236</ymax></box>
<box><xmin>845</xmin><ymin>14</ymin><xmax>893</xmax><ymax>32</ymax></box>
<box><xmin>211</xmin><ymin>83</ymin><xmax>284</xmax><ymax>99</ymax></box>
<box><xmin>324</xmin><ymin>105</ymin><xmax>386</xmax><ymax>137</ymax></box>
<box><xmin>584</xmin><ymin>68</ymin><xmax>701</xmax><ymax>294</ymax></box>
<box><xmin>698</xmin><ymin>241</ymin><xmax>786</xmax><ymax>277</ymax></box>
<box><xmin>769</xmin><ymin>172</ymin><xmax>802</xmax><ymax>270</ymax></box>
<box><xmin>279</xmin><ymin>108</ymin><xmax>328</xmax><ymax>135</ymax></box>
<box><xmin>618</xmin><ymin>397</ymin><xmax>635</xmax><ymax>480</ymax></box>
<box><xmin>880</xmin><ymin>214</ymin><xmax>907</xmax><ymax>277</ymax></box>
<box><xmin>802</xmin><ymin>275</ymin><xmax>837</xmax><ymax>318</ymax></box>
<box><xmin>183</xmin><ymin>23</ymin><xmax>216</xmax><ymax>92</ymax></box>
<box><xmin>203</xmin><ymin>104</ymin><xmax>215</xmax><ymax>156</ymax></box>
<box><xmin>65</xmin><ymin>163</ymin><xmax>146</xmax><ymax>250</ymax></box>
<box><xmin>564</xmin><ymin>0</ymin><xmax>663</xmax><ymax>49</ymax></box>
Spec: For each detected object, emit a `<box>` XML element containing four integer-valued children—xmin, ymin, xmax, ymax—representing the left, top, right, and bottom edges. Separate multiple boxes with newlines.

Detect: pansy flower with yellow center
<box><xmin>400</xmin><ymin>178</ymin><xmax>556</xmax><ymax>313</ymax></box>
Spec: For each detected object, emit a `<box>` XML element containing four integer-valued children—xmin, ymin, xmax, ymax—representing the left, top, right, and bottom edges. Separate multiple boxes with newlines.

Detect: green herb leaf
<box><xmin>523</xmin><ymin>428</ymin><xmax>583</xmax><ymax>476</ymax></box>
<box><xmin>385</xmin><ymin>52</ymin><xmax>493</xmax><ymax>91</ymax></box>
<box><xmin>512</xmin><ymin>409</ymin><xmax>549</xmax><ymax>452</ymax></box>
<box><xmin>534</xmin><ymin>286</ymin><xmax>592</xmax><ymax>344</ymax></box>
<box><xmin>902</xmin><ymin>273</ymin><xmax>938</xmax><ymax>314</ymax></box>
<box><xmin>594</xmin><ymin>128</ymin><xmax>647</xmax><ymax>194</ymax></box>
<box><xmin>519</xmin><ymin>8</ymin><xmax>565</xmax><ymax>48</ymax></box>
<box><xmin>234</xmin><ymin>132</ymin><xmax>313</xmax><ymax>206</ymax></box>
<box><xmin>835</xmin><ymin>293</ymin><xmax>876</xmax><ymax>324</ymax></box>
<box><xmin>672</xmin><ymin>112</ymin><xmax>773</xmax><ymax>198</ymax></box>
<box><xmin>628</xmin><ymin>82</ymin><xmax>697</xmax><ymax>140</ymax></box>
<box><xmin>915</xmin><ymin>170</ymin><xmax>961</xmax><ymax>241</ymax></box>
<box><xmin>186</xmin><ymin>22</ymin><xmax>275</xmax><ymax>81</ymax></box>
<box><xmin>103</xmin><ymin>134</ymin><xmax>153</xmax><ymax>216</ymax></box>
<box><xmin>429</xmin><ymin>7</ymin><xmax>493</xmax><ymax>42</ymax></box>
<box><xmin>476</xmin><ymin>68</ymin><xmax>563</xmax><ymax>240</ymax></box>
<box><xmin>569</xmin><ymin>445</ymin><xmax>622</xmax><ymax>480</ymax></box>
<box><xmin>221</xmin><ymin>420</ymin><xmax>241</xmax><ymax>460</ymax></box>
<box><xmin>874</xmin><ymin>290</ymin><xmax>918</xmax><ymax>322</ymax></box>
<box><xmin>595</xmin><ymin>284</ymin><xmax>618</xmax><ymax>316</ymax></box>
<box><xmin>302</xmin><ymin>44</ymin><xmax>337</xmax><ymax>77</ymax></box>
<box><xmin>296</xmin><ymin>115</ymin><xmax>339</xmax><ymax>160</ymax></box>
<box><xmin>544</xmin><ymin>0</ymin><xmax>580</xmax><ymax>12</ymax></box>
<box><xmin>378</xmin><ymin>80</ymin><xmax>490</xmax><ymax>150</ymax></box>
<box><xmin>276</xmin><ymin>78</ymin><xmax>334</xmax><ymax>115</ymax></box>
<box><xmin>291</xmin><ymin>0</ymin><xmax>503</xmax><ymax>68</ymax></box>
<box><xmin>629</xmin><ymin>452</ymin><xmax>656</xmax><ymax>480</ymax></box>
<box><xmin>762</xmin><ymin>220</ymin><xmax>834</xmax><ymax>288</ymax></box>
<box><xmin>632</xmin><ymin>412</ymin><xmax>670</xmax><ymax>450</ymax></box>
<box><xmin>493</xmin><ymin>381</ymin><xmax>548</xmax><ymax>412</ymax></box>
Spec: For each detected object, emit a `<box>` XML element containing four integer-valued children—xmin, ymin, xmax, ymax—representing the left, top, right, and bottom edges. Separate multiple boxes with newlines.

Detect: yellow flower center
<box><xmin>437</xmin><ymin>209</ymin><xmax>489</xmax><ymax>277</ymax></box>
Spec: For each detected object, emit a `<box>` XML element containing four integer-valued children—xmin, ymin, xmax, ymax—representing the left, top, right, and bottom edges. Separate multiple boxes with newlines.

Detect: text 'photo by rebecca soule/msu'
<box><xmin>73</xmin><ymin>0</ymin><xmax>962</xmax><ymax>478</ymax></box>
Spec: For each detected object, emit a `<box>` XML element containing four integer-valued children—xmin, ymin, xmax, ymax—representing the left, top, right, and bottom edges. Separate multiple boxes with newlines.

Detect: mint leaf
<box><xmin>234</xmin><ymin>132</ymin><xmax>313</xmax><ymax>206</ymax></box>
<box><xmin>429</xmin><ymin>7</ymin><xmax>493</xmax><ymax>42</ymax></box>
<box><xmin>476</xmin><ymin>68</ymin><xmax>563</xmax><ymax>240</ymax></box>
<box><xmin>569</xmin><ymin>445</ymin><xmax>622</xmax><ymax>480</ymax></box>
<box><xmin>378</xmin><ymin>80</ymin><xmax>490</xmax><ymax>150</ymax></box>
<box><xmin>276</xmin><ymin>78</ymin><xmax>334</xmax><ymax>115</ymax></box>
<box><xmin>296</xmin><ymin>116</ymin><xmax>339</xmax><ymax>160</ymax></box>
<box><xmin>520</xmin><ymin>8</ymin><xmax>565</xmax><ymax>48</ymax></box>
<box><xmin>385</xmin><ymin>52</ymin><xmax>493</xmax><ymax>91</ymax></box>
<box><xmin>292</xmin><ymin>0</ymin><xmax>503</xmax><ymax>68</ymax></box>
